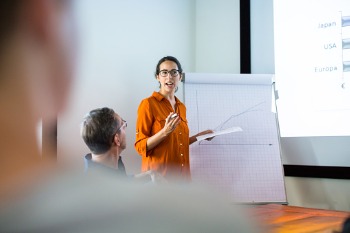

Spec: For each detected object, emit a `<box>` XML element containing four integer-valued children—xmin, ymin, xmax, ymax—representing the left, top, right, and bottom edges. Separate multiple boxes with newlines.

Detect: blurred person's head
<box><xmin>0</xmin><ymin>0</ymin><xmax>77</xmax><ymax>200</ymax></box>
<box><xmin>81</xmin><ymin>107</ymin><xmax>127</xmax><ymax>155</ymax></box>
<box><xmin>0</xmin><ymin>0</ymin><xmax>76</xmax><ymax>122</ymax></box>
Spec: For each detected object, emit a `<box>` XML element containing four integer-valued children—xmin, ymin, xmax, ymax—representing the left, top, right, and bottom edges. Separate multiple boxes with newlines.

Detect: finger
<box><xmin>165</xmin><ymin>112</ymin><xmax>174</xmax><ymax>122</ymax></box>
<box><xmin>168</xmin><ymin>117</ymin><xmax>178</xmax><ymax>127</ymax></box>
<box><xmin>172</xmin><ymin>117</ymin><xmax>180</xmax><ymax>125</ymax></box>
<box><xmin>173</xmin><ymin>123</ymin><xmax>180</xmax><ymax>129</ymax></box>
<box><xmin>167</xmin><ymin>112</ymin><xmax>175</xmax><ymax>118</ymax></box>
<box><xmin>169</xmin><ymin>113</ymin><xmax>178</xmax><ymax>119</ymax></box>
<box><xmin>172</xmin><ymin>120</ymin><xmax>180</xmax><ymax>128</ymax></box>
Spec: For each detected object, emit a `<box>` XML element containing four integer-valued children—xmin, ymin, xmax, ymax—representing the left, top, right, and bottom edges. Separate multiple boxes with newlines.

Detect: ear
<box><xmin>155</xmin><ymin>74</ymin><xmax>160</xmax><ymax>82</ymax></box>
<box><xmin>113</xmin><ymin>133</ymin><xmax>121</xmax><ymax>147</ymax></box>
<box><xmin>179</xmin><ymin>73</ymin><xmax>183</xmax><ymax>81</ymax></box>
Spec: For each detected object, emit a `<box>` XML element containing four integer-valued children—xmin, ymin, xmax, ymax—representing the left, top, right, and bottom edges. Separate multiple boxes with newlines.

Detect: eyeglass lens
<box><xmin>159</xmin><ymin>69</ymin><xmax>179</xmax><ymax>77</ymax></box>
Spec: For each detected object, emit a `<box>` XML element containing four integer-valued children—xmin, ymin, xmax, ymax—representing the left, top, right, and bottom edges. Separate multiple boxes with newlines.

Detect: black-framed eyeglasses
<box><xmin>159</xmin><ymin>69</ymin><xmax>180</xmax><ymax>77</ymax></box>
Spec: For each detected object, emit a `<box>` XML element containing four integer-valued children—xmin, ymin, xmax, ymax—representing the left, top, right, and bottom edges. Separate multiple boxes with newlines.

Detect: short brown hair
<box><xmin>81</xmin><ymin>107</ymin><xmax>121</xmax><ymax>154</ymax></box>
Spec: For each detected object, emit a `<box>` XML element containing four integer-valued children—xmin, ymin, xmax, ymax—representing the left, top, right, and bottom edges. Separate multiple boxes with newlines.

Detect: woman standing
<box><xmin>135</xmin><ymin>56</ymin><xmax>212</xmax><ymax>182</ymax></box>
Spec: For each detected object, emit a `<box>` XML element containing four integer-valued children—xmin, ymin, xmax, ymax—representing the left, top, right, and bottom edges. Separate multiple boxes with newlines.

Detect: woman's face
<box><xmin>156</xmin><ymin>60</ymin><xmax>182</xmax><ymax>94</ymax></box>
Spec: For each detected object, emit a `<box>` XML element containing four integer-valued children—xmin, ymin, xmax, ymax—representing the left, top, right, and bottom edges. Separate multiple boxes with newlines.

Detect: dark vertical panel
<box><xmin>240</xmin><ymin>0</ymin><xmax>251</xmax><ymax>74</ymax></box>
<box><xmin>284</xmin><ymin>165</ymin><xmax>350</xmax><ymax>179</ymax></box>
<box><xmin>42</xmin><ymin>118</ymin><xmax>57</xmax><ymax>160</ymax></box>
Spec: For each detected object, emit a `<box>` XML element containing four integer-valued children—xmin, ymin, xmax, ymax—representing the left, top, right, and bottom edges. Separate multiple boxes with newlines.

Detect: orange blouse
<box><xmin>134</xmin><ymin>92</ymin><xmax>191</xmax><ymax>182</ymax></box>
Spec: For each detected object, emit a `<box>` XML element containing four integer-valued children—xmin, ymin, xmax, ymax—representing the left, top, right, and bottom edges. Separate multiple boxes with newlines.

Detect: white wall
<box><xmin>250</xmin><ymin>0</ymin><xmax>274</xmax><ymax>74</ymax></box>
<box><xmin>195</xmin><ymin>0</ymin><xmax>240</xmax><ymax>73</ymax></box>
<box><xmin>285</xmin><ymin>177</ymin><xmax>350</xmax><ymax>211</ymax></box>
<box><xmin>251</xmin><ymin>0</ymin><xmax>350</xmax><ymax>211</ymax></box>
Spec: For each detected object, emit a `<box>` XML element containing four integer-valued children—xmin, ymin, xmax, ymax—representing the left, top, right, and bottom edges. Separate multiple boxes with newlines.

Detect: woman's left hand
<box><xmin>197</xmin><ymin>129</ymin><xmax>215</xmax><ymax>141</ymax></box>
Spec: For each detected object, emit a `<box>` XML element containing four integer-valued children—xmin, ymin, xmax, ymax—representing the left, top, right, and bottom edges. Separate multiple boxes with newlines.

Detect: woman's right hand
<box><xmin>163</xmin><ymin>112</ymin><xmax>180</xmax><ymax>136</ymax></box>
<box><xmin>146</xmin><ymin>112</ymin><xmax>181</xmax><ymax>151</ymax></box>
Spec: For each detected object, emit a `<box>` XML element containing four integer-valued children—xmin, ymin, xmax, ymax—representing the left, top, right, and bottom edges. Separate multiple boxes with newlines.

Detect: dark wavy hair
<box><xmin>154</xmin><ymin>56</ymin><xmax>183</xmax><ymax>77</ymax></box>
<box><xmin>81</xmin><ymin>107</ymin><xmax>121</xmax><ymax>154</ymax></box>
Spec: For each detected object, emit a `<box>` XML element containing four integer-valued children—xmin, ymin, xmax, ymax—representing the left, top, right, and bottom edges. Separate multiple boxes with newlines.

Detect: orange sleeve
<box><xmin>134</xmin><ymin>99</ymin><xmax>154</xmax><ymax>157</ymax></box>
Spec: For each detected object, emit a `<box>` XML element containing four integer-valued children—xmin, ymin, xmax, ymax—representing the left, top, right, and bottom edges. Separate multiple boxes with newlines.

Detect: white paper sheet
<box><xmin>196</xmin><ymin>126</ymin><xmax>243</xmax><ymax>142</ymax></box>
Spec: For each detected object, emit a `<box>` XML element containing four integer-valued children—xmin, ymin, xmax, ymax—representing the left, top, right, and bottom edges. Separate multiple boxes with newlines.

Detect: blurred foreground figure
<box><xmin>0</xmin><ymin>0</ymin><xmax>76</xmax><ymax>201</ymax></box>
<box><xmin>0</xmin><ymin>1</ymin><xmax>259</xmax><ymax>232</ymax></box>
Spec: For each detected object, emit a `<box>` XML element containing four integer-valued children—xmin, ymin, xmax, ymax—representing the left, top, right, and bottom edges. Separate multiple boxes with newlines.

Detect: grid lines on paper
<box><xmin>185</xmin><ymin>81</ymin><xmax>286</xmax><ymax>203</ymax></box>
